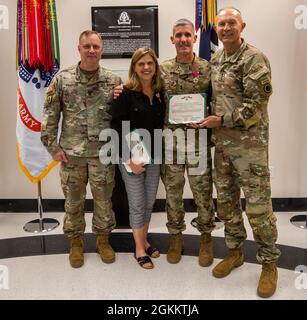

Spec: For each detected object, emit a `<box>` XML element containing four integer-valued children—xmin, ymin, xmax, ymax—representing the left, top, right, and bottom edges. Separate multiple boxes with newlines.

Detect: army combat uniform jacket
<box><xmin>41</xmin><ymin>63</ymin><xmax>121</xmax><ymax>157</ymax></box>
<box><xmin>211</xmin><ymin>40</ymin><xmax>272</xmax><ymax>148</ymax></box>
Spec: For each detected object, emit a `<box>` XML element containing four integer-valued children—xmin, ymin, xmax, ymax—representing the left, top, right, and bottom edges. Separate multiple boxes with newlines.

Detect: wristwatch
<box><xmin>220</xmin><ymin>116</ymin><xmax>224</xmax><ymax>126</ymax></box>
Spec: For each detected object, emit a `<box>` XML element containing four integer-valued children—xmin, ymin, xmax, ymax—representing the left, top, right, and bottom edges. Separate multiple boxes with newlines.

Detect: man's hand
<box><xmin>203</xmin><ymin>116</ymin><xmax>223</xmax><ymax>128</ymax></box>
<box><xmin>187</xmin><ymin>118</ymin><xmax>206</xmax><ymax>129</ymax></box>
<box><xmin>127</xmin><ymin>159</ymin><xmax>145</xmax><ymax>175</ymax></box>
<box><xmin>52</xmin><ymin>149</ymin><xmax>68</xmax><ymax>162</ymax></box>
<box><xmin>187</xmin><ymin>116</ymin><xmax>222</xmax><ymax>129</ymax></box>
<box><xmin>113</xmin><ymin>84</ymin><xmax>124</xmax><ymax>99</ymax></box>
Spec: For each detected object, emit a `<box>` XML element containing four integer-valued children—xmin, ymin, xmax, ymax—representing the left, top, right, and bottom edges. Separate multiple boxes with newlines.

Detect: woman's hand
<box><xmin>127</xmin><ymin>159</ymin><xmax>145</xmax><ymax>175</ymax></box>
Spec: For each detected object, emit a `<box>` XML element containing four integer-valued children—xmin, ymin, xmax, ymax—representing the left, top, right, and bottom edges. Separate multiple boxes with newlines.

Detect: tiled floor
<box><xmin>0</xmin><ymin>211</ymin><xmax>306</xmax><ymax>300</ymax></box>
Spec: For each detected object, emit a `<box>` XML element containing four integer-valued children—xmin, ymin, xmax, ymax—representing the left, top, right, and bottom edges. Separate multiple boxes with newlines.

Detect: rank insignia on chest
<box><xmin>219</xmin><ymin>73</ymin><xmax>225</xmax><ymax>81</ymax></box>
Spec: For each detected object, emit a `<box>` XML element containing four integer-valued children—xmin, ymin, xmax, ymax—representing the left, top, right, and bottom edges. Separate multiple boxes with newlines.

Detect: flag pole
<box><xmin>18</xmin><ymin>0</ymin><xmax>61</xmax><ymax>233</ymax></box>
<box><xmin>23</xmin><ymin>181</ymin><xmax>59</xmax><ymax>233</ymax></box>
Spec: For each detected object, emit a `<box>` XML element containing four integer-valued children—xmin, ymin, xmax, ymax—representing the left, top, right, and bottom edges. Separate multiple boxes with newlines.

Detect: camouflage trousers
<box><xmin>161</xmin><ymin>151</ymin><xmax>215</xmax><ymax>235</ymax></box>
<box><xmin>60</xmin><ymin>156</ymin><xmax>116</xmax><ymax>238</ymax></box>
<box><xmin>214</xmin><ymin>145</ymin><xmax>281</xmax><ymax>263</ymax></box>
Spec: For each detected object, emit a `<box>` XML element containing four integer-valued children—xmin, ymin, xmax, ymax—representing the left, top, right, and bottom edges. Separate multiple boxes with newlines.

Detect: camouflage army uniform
<box><xmin>211</xmin><ymin>40</ymin><xmax>281</xmax><ymax>263</ymax></box>
<box><xmin>160</xmin><ymin>55</ymin><xmax>215</xmax><ymax>235</ymax></box>
<box><xmin>41</xmin><ymin>64</ymin><xmax>121</xmax><ymax>238</ymax></box>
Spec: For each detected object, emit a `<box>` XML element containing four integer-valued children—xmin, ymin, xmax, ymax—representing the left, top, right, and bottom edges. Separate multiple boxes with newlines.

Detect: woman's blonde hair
<box><xmin>126</xmin><ymin>48</ymin><xmax>162</xmax><ymax>92</ymax></box>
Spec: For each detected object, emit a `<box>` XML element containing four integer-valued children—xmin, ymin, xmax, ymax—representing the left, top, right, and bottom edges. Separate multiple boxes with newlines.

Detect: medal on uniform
<box><xmin>192</xmin><ymin>62</ymin><xmax>200</xmax><ymax>84</ymax></box>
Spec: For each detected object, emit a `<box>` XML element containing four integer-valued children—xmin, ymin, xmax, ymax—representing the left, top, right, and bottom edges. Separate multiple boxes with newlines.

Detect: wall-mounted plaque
<box><xmin>92</xmin><ymin>6</ymin><xmax>158</xmax><ymax>59</ymax></box>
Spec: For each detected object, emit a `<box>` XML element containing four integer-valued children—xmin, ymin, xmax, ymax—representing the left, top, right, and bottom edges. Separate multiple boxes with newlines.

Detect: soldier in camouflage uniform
<box><xmin>202</xmin><ymin>8</ymin><xmax>281</xmax><ymax>298</ymax></box>
<box><xmin>41</xmin><ymin>30</ymin><xmax>121</xmax><ymax>268</ymax></box>
<box><xmin>160</xmin><ymin>19</ymin><xmax>215</xmax><ymax>266</ymax></box>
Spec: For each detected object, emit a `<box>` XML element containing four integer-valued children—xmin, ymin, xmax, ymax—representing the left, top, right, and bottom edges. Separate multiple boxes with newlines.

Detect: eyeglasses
<box><xmin>81</xmin><ymin>44</ymin><xmax>102</xmax><ymax>50</ymax></box>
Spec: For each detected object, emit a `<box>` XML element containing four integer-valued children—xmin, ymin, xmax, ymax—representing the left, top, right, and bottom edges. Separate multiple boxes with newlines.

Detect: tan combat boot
<box><xmin>69</xmin><ymin>236</ymin><xmax>84</xmax><ymax>268</ymax></box>
<box><xmin>167</xmin><ymin>233</ymin><xmax>184</xmax><ymax>264</ymax></box>
<box><xmin>96</xmin><ymin>234</ymin><xmax>115</xmax><ymax>263</ymax></box>
<box><xmin>199</xmin><ymin>233</ymin><xmax>213</xmax><ymax>267</ymax></box>
<box><xmin>257</xmin><ymin>262</ymin><xmax>278</xmax><ymax>298</ymax></box>
<box><xmin>212</xmin><ymin>248</ymin><xmax>244</xmax><ymax>278</ymax></box>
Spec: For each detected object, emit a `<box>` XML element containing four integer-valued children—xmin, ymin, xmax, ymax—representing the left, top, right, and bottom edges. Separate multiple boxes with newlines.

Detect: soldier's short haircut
<box><xmin>172</xmin><ymin>18</ymin><xmax>195</xmax><ymax>34</ymax></box>
<box><xmin>217</xmin><ymin>7</ymin><xmax>242</xmax><ymax>17</ymax></box>
<box><xmin>79</xmin><ymin>30</ymin><xmax>102</xmax><ymax>43</ymax></box>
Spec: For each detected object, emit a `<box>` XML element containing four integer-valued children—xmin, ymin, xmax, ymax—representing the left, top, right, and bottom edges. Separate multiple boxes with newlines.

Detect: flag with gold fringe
<box><xmin>196</xmin><ymin>0</ymin><xmax>218</xmax><ymax>61</ymax></box>
<box><xmin>16</xmin><ymin>0</ymin><xmax>60</xmax><ymax>183</ymax></box>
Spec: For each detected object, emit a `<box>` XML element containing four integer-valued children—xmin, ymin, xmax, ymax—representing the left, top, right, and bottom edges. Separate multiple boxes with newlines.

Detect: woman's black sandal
<box><xmin>146</xmin><ymin>246</ymin><xmax>160</xmax><ymax>258</ymax></box>
<box><xmin>134</xmin><ymin>254</ymin><xmax>154</xmax><ymax>269</ymax></box>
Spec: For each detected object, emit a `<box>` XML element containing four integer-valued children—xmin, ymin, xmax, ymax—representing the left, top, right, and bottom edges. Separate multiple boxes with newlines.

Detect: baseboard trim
<box><xmin>0</xmin><ymin>198</ymin><xmax>306</xmax><ymax>213</ymax></box>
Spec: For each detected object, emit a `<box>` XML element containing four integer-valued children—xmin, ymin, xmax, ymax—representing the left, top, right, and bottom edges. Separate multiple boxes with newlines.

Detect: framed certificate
<box><xmin>168</xmin><ymin>93</ymin><xmax>207</xmax><ymax>124</ymax></box>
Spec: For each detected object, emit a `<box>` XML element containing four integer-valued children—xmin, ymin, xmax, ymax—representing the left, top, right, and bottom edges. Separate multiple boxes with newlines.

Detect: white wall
<box><xmin>0</xmin><ymin>0</ymin><xmax>306</xmax><ymax>199</ymax></box>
